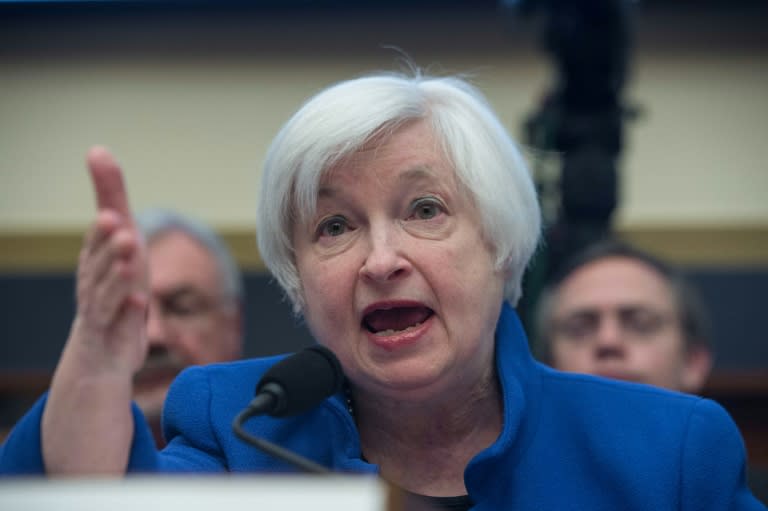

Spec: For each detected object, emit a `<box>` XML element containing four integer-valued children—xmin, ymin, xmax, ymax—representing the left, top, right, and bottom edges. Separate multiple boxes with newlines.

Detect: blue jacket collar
<box><xmin>466</xmin><ymin>302</ymin><xmax>543</xmax><ymax>498</ymax></box>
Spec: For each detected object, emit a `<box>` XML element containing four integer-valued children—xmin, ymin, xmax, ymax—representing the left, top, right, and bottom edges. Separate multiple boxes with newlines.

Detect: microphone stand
<box><xmin>230</xmin><ymin>346</ymin><xmax>344</xmax><ymax>474</ymax></box>
<box><xmin>231</xmin><ymin>405</ymin><xmax>331</xmax><ymax>474</ymax></box>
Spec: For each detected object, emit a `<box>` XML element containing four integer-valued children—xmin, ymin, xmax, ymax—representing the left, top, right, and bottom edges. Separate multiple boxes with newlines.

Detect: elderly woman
<box><xmin>0</xmin><ymin>71</ymin><xmax>762</xmax><ymax>510</ymax></box>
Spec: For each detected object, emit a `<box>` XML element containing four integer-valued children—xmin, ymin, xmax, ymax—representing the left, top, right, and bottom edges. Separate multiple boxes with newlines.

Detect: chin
<box><xmin>593</xmin><ymin>370</ymin><xmax>635</xmax><ymax>383</ymax></box>
<box><xmin>364</xmin><ymin>361</ymin><xmax>455</xmax><ymax>400</ymax></box>
<box><xmin>133</xmin><ymin>383</ymin><xmax>172</xmax><ymax>418</ymax></box>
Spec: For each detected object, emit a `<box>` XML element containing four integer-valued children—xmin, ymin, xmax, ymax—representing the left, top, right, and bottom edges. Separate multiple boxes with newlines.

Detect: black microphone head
<box><xmin>256</xmin><ymin>345</ymin><xmax>344</xmax><ymax>417</ymax></box>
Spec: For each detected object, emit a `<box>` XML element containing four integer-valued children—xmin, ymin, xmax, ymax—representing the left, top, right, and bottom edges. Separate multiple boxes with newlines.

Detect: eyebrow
<box><xmin>560</xmin><ymin>304</ymin><xmax>669</xmax><ymax>319</ymax></box>
<box><xmin>156</xmin><ymin>286</ymin><xmax>206</xmax><ymax>302</ymax></box>
<box><xmin>397</xmin><ymin>166</ymin><xmax>438</xmax><ymax>183</ymax></box>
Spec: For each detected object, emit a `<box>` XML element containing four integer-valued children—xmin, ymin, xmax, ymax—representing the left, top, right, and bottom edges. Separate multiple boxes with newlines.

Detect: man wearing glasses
<box><xmin>534</xmin><ymin>239</ymin><xmax>713</xmax><ymax>394</ymax></box>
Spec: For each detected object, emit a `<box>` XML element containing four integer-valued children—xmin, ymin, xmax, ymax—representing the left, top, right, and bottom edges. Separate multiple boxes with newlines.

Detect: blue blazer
<box><xmin>2</xmin><ymin>304</ymin><xmax>764</xmax><ymax>510</ymax></box>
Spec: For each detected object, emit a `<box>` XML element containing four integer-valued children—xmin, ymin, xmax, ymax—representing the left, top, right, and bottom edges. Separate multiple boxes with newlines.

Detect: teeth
<box><xmin>373</xmin><ymin>321</ymin><xmax>422</xmax><ymax>337</ymax></box>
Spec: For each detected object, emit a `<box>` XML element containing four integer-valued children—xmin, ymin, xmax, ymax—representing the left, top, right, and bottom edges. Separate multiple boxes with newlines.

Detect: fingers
<box><xmin>87</xmin><ymin>146</ymin><xmax>133</xmax><ymax>225</ymax></box>
<box><xmin>87</xmin><ymin>260</ymin><xmax>138</xmax><ymax>332</ymax></box>
<box><xmin>58</xmin><ymin>146</ymin><xmax>150</xmax><ymax>389</ymax></box>
<box><xmin>80</xmin><ymin>145</ymin><xmax>147</xmax><ymax>331</ymax></box>
<box><xmin>79</xmin><ymin>211</ymin><xmax>126</xmax><ymax>293</ymax></box>
<box><xmin>77</xmin><ymin>211</ymin><xmax>145</xmax><ymax>333</ymax></box>
<box><xmin>94</xmin><ymin>260</ymin><xmax>147</xmax><ymax>331</ymax></box>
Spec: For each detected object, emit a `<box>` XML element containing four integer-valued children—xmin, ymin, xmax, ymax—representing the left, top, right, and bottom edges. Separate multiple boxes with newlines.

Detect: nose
<box><xmin>146</xmin><ymin>300</ymin><xmax>170</xmax><ymax>348</ymax></box>
<box><xmin>593</xmin><ymin>315</ymin><xmax>625</xmax><ymax>359</ymax></box>
<box><xmin>359</xmin><ymin>225</ymin><xmax>410</xmax><ymax>283</ymax></box>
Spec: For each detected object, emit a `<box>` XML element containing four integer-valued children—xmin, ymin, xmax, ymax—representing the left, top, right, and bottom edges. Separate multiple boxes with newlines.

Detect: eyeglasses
<box><xmin>149</xmin><ymin>287</ymin><xmax>233</xmax><ymax>328</ymax></box>
<box><xmin>552</xmin><ymin>306</ymin><xmax>677</xmax><ymax>342</ymax></box>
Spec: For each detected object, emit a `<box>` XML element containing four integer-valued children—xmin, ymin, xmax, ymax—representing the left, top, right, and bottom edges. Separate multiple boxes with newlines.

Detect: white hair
<box><xmin>136</xmin><ymin>208</ymin><xmax>243</xmax><ymax>301</ymax></box>
<box><xmin>256</xmin><ymin>71</ymin><xmax>541</xmax><ymax>314</ymax></box>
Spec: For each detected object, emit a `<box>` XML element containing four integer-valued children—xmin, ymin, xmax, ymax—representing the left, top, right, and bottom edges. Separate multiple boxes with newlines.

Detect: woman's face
<box><xmin>292</xmin><ymin>120</ymin><xmax>506</xmax><ymax>402</ymax></box>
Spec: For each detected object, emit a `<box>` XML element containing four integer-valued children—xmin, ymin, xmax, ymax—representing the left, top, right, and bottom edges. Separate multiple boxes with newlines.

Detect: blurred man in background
<box><xmin>534</xmin><ymin>238</ymin><xmax>713</xmax><ymax>394</ymax></box>
<box><xmin>135</xmin><ymin>209</ymin><xmax>244</xmax><ymax>446</ymax></box>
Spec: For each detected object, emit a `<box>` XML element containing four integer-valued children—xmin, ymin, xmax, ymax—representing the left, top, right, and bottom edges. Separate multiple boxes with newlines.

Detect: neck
<box><xmin>351</xmin><ymin>372</ymin><xmax>502</xmax><ymax>497</ymax></box>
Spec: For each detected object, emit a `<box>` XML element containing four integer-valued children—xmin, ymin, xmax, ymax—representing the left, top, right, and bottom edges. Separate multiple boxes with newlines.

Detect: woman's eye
<box><xmin>410</xmin><ymin>197</ymin><xmax>443</xmax><ymax>220</ymax></box>
<box><xmin>317</xmin><ymin>216</ymin><xmax>348</xmax><ymax>238</ymax></box>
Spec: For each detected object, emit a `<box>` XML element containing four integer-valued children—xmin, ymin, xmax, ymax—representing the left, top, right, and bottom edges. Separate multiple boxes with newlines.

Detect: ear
<box><xmin>680</xmin><ymin>345</ymin><xmax>714</xmax><ymax>394</ymax></box>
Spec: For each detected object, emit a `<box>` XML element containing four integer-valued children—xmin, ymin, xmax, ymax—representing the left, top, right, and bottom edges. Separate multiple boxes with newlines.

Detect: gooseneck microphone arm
<box><xmin>232</xmin><ymin>405</ymin><xmax>330</xmax><ymax>474</ymax></box>
<box><xmin>231</xmin><ymin>345</ymin><xmax>345</xmax><ymax>474</ymax></box>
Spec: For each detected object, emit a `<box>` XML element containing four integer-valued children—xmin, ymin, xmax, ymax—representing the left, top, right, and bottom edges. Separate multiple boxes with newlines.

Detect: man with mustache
<box><xmin>134</xmin><ymin>209</ymin><xmax>243</xmax><ymax>446</ymax></box>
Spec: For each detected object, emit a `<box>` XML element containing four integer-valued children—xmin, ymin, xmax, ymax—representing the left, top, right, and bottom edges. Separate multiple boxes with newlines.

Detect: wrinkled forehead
<box><xmin>296</xmin><ymin>119</ymin><xmax>467</xmax><ymax>218</ymax></box>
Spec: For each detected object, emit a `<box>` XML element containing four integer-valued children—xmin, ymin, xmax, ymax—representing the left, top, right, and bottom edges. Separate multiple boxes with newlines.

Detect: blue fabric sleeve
<box><xmin>0</xmin><ymin>393</ymin><xmax>160</xmax><ymax>475</ymax></box>
<box><xmin>126</xmin><ymin>403</ymin><xmax>162</xmax><ymax>472</ymax></box>
<box><xmin>1</xmin><ymin>366</ymin><xmax>232</xmax><ymax>475</ymax></box>
<box><xmin>154</xmin><ymin>366</ymin><xmax>228</xmax><ymax>472</ymax></box>
<box><xmin>680</xmin><ymin>398</ymin><xmax>766</xmax><ymax>511</ymax></box>
<box><xmin>0</xmin><ymin>394</ymin><xmax>47</xmax><ymax>475</ymax></box>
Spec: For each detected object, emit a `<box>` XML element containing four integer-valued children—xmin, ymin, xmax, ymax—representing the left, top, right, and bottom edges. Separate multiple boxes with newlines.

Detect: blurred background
<box><xmin>0</xmin><ymin>0</ymin><xmax>766</xmax><ymax>491</ymax></box>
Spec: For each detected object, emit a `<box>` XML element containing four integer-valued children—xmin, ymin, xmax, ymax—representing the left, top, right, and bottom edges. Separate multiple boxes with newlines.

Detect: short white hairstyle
<box><xmin>257</xmin><ymin>70</ymin><xmax>541</xmax><ymax>314</ymax></box>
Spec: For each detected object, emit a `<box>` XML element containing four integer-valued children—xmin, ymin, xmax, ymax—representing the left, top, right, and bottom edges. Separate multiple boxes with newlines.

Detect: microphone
<box><xmin>232</xmin><ymin>345</ymin><xmax>344</xmax><ymax>473</ymax></box>
<box><xmin>251</xmin><ymin>344</ymin><xmax>344</xmax><ymax>417</ymax></box>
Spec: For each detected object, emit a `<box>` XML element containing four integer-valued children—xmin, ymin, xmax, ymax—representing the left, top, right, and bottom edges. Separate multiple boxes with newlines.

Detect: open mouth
<box><xmin>362</xmin><ymin>306</ymin><xmax>434</xmax><ymax>336</ymax></box>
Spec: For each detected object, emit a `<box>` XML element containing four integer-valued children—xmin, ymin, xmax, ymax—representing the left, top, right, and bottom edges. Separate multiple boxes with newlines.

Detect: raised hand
<box><xmin>73</xmin><ymin>146</ymin><xmax>149</xmax><ymax>375</ymax></box>
<box><xmin>42</xmin><ymin>146</ymin><xmax>149</xmax><ymax>474</ymax></box>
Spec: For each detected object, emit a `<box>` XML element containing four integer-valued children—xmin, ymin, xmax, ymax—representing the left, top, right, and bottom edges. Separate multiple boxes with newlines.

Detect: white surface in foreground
<box><xmin>0</xmin><ymin>474</ymin><xmax>387</xmax><ymax>511</ymax></box>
